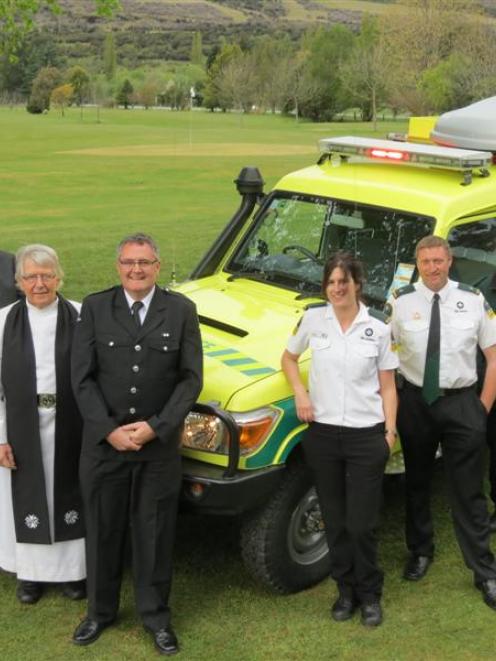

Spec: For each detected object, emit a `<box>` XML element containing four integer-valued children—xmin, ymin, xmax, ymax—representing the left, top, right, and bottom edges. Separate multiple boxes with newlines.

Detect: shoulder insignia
<box><xmin>161</xmin><ymin>287</ymin><xmax>185</xmax><ymax>300</ymax></box>
<box><xmin>304</xmin><ymin>300</ymin><xmax>326</xmax><ymax>310</ymax></box>
<box><xmin>85</xmin><ymin>285</ymin><xmax>116</xmax><ymax>300</ymax></box>
<box><xmin>392</xmin><ymin>284</ymin><xmax>415</xmax><ymax>299</ymax></box>
<box><xmin>484</xmin><ymin>298</ymin><xmax>495</xmax><ymax>319</ymax></box>
<box><xmin>383</xmin><ymin>302</ymin><xmax>393</xmax><ymax>323</ymax></box>
<box><xmin>292</xmin><ymin>316</ymin><xmax>303</xmax><ymax>335</ymax></box>
<box><xmin>368</xmin><ymin>307</ymin><xmax>388</xmax><ymax>324</ymax></box>
<box><xmin>458</xmin><ymin>283</ymin><xmax>480</xmax><ymax>295</ymax></box>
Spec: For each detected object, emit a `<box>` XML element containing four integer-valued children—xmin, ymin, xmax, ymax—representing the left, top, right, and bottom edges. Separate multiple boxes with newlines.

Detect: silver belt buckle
<box><xmin>38</xmin><ymin>393</ymin><xmax>56</xmax><ymax>408</ymax></box>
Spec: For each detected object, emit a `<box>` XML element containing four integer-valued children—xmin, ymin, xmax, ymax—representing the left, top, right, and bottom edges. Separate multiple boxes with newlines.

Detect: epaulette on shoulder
<box><xmin>392</xmin><ymin>284</ymin><xmax>415</xmax><ymax>299</ymax></box>
<box><xmin>458</xmin><ymin>283</ymin><xmax>480</xmax><ymax>295</ymax></box>
<box><xmin>161</xmin><ymin>287</ymin><xmax>188</xmax><ymax>300</ymax></box>
<box><xmin>305</xmin><ymin>300</ymin><xmax>326</xmax><ymax>310</ymax></box>
<box><xmin>368</xmin><ymin>307</ymin><xmax>387</xmax><ymax>324</ymax></box>
<box><xmin>85</xmin><ymin>285</ymin><xmax>116</xmax><ymax>299</ymax></box>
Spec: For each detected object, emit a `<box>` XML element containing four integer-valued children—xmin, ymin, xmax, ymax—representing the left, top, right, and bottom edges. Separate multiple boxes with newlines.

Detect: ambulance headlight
<box><xmin>182</xmin><ymin>407</ymin><xmax>280</xmax><ymax>456</ymax></box>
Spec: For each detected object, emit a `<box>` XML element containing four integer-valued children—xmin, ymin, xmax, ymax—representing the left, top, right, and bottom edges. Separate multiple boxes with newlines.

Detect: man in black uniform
<box><xmin>71</xmin><ymin>233</ymin><xmax>203</xmax><ymax>655</ymax></box>
<box><xmin>0</xmin><ymin>250</ymin><xmax>19</xmax><ymax>307</ymax></box>
<box><xmin>388</xmin><ymin>236</ymin><xmax>496</xmax><ymax>609</ymax></box>
<box><xmin>476</xmin><ymin>271</ymin><xmax>496</xmax><ymax>531</ymax></box>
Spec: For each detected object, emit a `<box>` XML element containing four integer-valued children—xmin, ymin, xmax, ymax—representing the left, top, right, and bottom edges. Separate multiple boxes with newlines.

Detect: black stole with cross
<box><xmin>1</xmin><ymin>297</ymin><xmax>84</xmax><ymax>544</ymax></box>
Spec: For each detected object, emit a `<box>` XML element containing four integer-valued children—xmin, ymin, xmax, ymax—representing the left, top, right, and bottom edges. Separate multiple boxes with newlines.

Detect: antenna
<box><xmin>170</xmin><ymin>241</ymin><xmax>177</xmax><ymax>287</ymax></box>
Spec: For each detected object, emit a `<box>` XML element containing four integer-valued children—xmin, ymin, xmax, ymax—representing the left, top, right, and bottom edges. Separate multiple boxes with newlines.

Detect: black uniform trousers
<box><xmin>398</xmin><ymin>383</ymin><xmax>496</xmax><ymax>583</ymax></box>
<box><xmin>302</xmin><ymin>422</ymin><xmax>389</xmax><ymax>604</ymax></box>
<box><xmin>487</xmin><ymin>404</ymin><xmax>496</xmax><ymax>508</ymax></box>
<box><xmin>80</xmin><ymin>453</ymin><xmax>181</xmax><ymax>631</ymax></box>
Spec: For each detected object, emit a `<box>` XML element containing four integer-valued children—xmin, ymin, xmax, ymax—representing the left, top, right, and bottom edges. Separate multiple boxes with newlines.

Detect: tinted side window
<box><xmin>448</xmin><ymin>218</ymin><xmax>496</xmax><ymax>286</ymax></box>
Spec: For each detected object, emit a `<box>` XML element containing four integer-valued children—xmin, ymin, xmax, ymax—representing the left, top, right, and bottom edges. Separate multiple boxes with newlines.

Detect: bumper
<box><xmin>180</xmin><ymin>457</ymin><xmax>285</xmax><ymax>515</ymax></box>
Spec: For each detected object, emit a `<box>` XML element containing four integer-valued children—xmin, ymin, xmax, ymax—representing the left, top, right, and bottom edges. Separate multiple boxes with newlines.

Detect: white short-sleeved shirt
<box><xmin>287</xmin><ymin>302</ymin><xmax>398</xmax><ymax>427</ymax></box>
<box><xmin>387</xmin><ymin>279</ymin><xmax>496</xmax><ymax>388</ymax></box>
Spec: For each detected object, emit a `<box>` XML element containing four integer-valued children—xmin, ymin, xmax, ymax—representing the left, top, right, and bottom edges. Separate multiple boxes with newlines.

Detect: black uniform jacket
<box><xmin>0</xmin><ymin>251</ymin><xmax>19</xmax><ymax>308</ymax></box>
<box><xmin>71</xmin><ymin>285</ymin><xmax>203</xmax><ymax>462</ymax></box>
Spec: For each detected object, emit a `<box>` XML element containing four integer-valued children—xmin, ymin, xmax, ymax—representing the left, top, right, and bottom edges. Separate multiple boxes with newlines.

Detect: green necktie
<box><xmin>422</xmin><ymin>293</ymin><xmax>441</xmax><ymax>405</ymax></box>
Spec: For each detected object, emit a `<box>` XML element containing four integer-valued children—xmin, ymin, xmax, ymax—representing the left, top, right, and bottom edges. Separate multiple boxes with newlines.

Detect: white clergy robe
<box><xmin>0</xmin><ymin>298</ymin><xmax>85</xmax><ymax>582</ymax></box>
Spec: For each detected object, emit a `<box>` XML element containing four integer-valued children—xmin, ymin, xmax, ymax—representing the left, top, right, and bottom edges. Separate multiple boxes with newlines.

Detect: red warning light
<box><xmin>367</xmin><ymin>148</ymin><xmax>410</xmax><ymax>162</ymax></box>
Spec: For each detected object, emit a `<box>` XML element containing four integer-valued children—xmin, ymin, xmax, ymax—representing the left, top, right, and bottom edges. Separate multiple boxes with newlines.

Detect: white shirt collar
<box><xmin>324</xmin><ymin>301</ymin><xmax>369</xmax><ymax>325</ymax></box>
<box><xmin>26</xmin><ymin>296</ymin><xmax>59</xmax><ymax>314</ymax></box>
<box><xmin>123</xmin><ymin>286</ymin><xmax>156</xmax><ymax>319</ymax></box>
<box><xmin>417</xmin><ymin>278</ymin><xmax>454</xmax><ymax>303</ymax></box>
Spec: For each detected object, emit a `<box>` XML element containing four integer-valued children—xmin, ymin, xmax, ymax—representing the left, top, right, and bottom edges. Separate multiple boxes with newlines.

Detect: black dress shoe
<box><xmin>331</xmin><ymin>596</ymin><xmax>357</xmax><ymax>621</ymax></box>
<box><xmin>63</xmin><ymin>580</ymin><xmax>87</xmax><ymax>600</ymax></box>
<box><xmin>360</xmin><ymin>602</ymin><xmax>383</xmax><ymax>627</ymax></box>
<box><xmin>403</xmin><ymin>555</ymin><xmax>432</xmax><ymax>581</ymax></box>
<box><xmin>72</xmin><ymin>618</ymin><xmax>112</xmax><ymax>646</ymax></box>
<box><xmin>478</xmin><ymin>579</ymin><xmax>496</xmax><ymax>610</ymax></box>
<box><xmin>16</xmin><ymin>580</ymin><xmax>43</xmax><ymax>604</ymax></box>
<box><xmin>489</xmin><ymin>512</ymin><xmax>496</xmax><ymax>534</ymax></box>
<box><xmin>151</xmin><ymin>627</ymin><xmax>179</xmax><ymax>656</ymax></box>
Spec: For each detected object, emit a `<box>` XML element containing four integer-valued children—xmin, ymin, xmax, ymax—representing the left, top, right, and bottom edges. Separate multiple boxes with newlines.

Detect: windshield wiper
<box><xmin>227</xmin><ymin>269</ymin><xmax>269</xmax><ymax>283</ymax></box>
<box><xmin>295</xmin><ymin>290</ymin><xmax>323</xmax><ymax>300</ymax></box>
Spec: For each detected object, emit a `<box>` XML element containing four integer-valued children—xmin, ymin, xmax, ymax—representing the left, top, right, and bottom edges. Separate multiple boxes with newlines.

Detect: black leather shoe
<box><xmin>403</xmin><ymin>555</ymin><xmax>432</xmax><ymax>581</ymax></box>
<box><xmin>72</xmin><ymin>618</ymin><xmax>112</xmax><ymax>646</ymax></box>
<box><xmin>478</xmin><ymin>579</ymin><xmax>496</xmax><ymax>610</ymax></box>
<box><xmin>63</xmin><ymin>580</ymin><xmax>87</xmax><ymax>600</ymax></box>
<box><xmin>489</xmin><ymin>513</ymin><xmax>496</xmax><ymax>534</ymax></box>
<box><xmin>16</xmin><ymin>580</ymin><xmax>43</xmax><ymax>604</ymax></box>
<box><xmin>151</xmin><ymin>627</ymin><xmax>179</xmax><ymax>656</ymax></box>
<box><xmin>331</xmin><ymin>596</ymin><xmax>357</xmax><ymax>622</ymax></box>
<box><xmin>360</xmin><ymin>602</ymin><xmax>383</xmax><ymax>627</ymax></box>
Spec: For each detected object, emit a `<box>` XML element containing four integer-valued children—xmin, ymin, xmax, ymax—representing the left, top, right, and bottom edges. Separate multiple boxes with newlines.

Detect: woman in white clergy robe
<box><xmin>0</xmin><ymin>244</ymin><xmax>86</xmax><ymax>604</ymax></box>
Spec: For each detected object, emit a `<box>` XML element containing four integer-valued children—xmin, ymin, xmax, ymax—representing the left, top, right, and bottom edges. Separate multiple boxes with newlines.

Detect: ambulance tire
<box><xmin>240</xmin><ymin>460</ymin><xmax>330</xmax><ymax>593</ymax></box>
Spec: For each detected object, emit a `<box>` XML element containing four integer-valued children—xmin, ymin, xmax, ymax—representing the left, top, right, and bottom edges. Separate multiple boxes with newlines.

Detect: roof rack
<box><xmin>318</xmin><ymin>136</ymin><xmax>492</xmax><ymax>185</ymax></box>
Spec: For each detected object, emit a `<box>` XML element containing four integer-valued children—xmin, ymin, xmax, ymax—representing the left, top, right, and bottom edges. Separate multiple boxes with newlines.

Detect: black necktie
<box><xmin>422</xmin><ymin>293</ymin><xmax>441</xmax><ymax>405</ymax></box>
<box><xmin>131</xmin><ymin>300</ymin><xmax>143</xmax><ymax>329</ymax></box>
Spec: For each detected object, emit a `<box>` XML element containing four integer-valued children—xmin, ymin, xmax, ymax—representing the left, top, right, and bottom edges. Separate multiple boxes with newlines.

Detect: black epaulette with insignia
<box><xmin>392</xmin><ymin>284</ymin><xmax>415</xmax><ymax>299</ymax></box>
<box><xmin>458</xmin><ymin>283</ymin><xmax>480</xmax><ymax>295</ymax></box>
<box><xmin>304</xmin><ymin>300</ymin><xmax>327</xmax><ymax>310</ymax></box>
<box><xmin>368</xmin><ymin>307</ymin><xmax>388</xmax><ymax>324</ymax></box>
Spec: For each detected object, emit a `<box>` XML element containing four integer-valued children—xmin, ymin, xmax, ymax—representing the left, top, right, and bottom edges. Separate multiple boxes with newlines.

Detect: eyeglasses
<box><xmin>22</xmin><ymin>273</ymin><xmax>57</xmax><ymax>283</ymax></box>
<box><xmin>118</xmin><ymin>259</ymin><xmax>158</xmax><ymax>268</ymax></box>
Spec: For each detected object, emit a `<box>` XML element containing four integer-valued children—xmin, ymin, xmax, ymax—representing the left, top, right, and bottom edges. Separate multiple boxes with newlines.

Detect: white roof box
<box><xmin>431</xmin><ymin>96</ymin><xmax>496</xmax><ymax>151</ymax></box>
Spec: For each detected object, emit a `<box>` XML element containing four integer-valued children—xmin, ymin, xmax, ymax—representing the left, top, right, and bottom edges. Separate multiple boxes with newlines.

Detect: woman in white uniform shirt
<box><xmin>0</xmin><ymin>245</ymin><xmax>86</xmax><ymax>604</ymax></box>
<box><xmin>281</xmin><ymin>252</ymin><xmax>398</xmax><ymax>627</ymax></box>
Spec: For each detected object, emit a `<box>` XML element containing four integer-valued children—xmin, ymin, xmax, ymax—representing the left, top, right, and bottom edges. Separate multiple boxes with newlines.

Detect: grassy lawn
<box><xmin>1</xmin><ymin>106</ymin><xmax>494</xmax><ymax>660</ymax></box>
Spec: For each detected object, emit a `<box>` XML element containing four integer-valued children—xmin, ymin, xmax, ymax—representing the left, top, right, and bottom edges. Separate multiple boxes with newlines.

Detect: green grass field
<box><xmin>1</xmin><ymin>106</ymin><xmax>495</xmax><ymax>660</ymax></box>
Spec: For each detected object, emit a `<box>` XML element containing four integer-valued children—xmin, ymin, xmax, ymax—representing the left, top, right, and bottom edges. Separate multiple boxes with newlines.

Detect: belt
<box><xmin>37</xmin><ymin>393</ymin><xmax>56</xmax><ymax>408</ymax></box>
<box><xmin>403</xmin><ymin>381</ymin><xmax>475</xmax><ymax>397</ymax></box>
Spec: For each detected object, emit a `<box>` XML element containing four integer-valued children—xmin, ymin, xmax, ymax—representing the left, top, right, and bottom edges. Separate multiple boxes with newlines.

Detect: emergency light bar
<box><xmin>319</xmin><ymin>136</ymin><xmax>492</xmax><ymax>172</ymax></box>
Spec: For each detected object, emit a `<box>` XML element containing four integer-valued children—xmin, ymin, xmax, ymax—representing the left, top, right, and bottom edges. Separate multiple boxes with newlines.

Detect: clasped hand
<box><xmin>0</xmin><ymin>443</ymin><xmax>16</xmax><ymax>469</ymax></box>
<box><xmin>106</xmin><ymin>421</ymin><xmax>156</xmax><ymax>452</ymax></box>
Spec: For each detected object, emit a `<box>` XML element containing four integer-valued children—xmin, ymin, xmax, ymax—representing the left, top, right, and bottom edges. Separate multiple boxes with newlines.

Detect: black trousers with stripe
<box><xmin>302</xmin><ymin>421</ymin><xmax>389</xmax><ymax>604</ymax></box>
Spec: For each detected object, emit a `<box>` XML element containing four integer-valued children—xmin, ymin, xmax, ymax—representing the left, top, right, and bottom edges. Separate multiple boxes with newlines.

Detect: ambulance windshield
<box><xmin>227</xmin><ymin>193</ymin><xmax>434</xmax><ymax>304</ymax></box>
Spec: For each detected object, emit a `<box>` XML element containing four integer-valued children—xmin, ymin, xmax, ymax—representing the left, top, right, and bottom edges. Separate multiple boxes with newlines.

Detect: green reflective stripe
<box><xmin>202</xmin><ymin>339</ymin><xmax>275</xmax><ymax>378</ymax></box>
<box><xmin>241</xmin><ymin>367</ymin><xmax>276</xmax><ymax>376</ymax></box>
<box><xmin>206</xmin><ymin>348</ymin><xmax>240</xmax><ymax>357</ymax></box>
<box><xmin>224</xmin><ymin>357</ymin><xmax>256</xmax><ymax>366</ymax></box>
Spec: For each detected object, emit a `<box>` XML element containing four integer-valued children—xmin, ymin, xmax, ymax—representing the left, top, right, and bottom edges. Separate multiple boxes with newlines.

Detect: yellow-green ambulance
<box><xmin>176</xmin><ymin>96</ymin><xmax>496</xmax><ymax>593</ymax></box>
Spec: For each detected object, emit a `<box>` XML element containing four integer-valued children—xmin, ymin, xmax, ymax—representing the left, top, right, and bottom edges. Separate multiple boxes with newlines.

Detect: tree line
<box><xmin>1</xmin><ymin>0</ymin><xmax>495</xmax><ymax>121</ymax></box>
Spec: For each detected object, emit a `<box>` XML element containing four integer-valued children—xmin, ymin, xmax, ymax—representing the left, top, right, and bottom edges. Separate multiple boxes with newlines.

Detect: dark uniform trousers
<box><xmin>488</xmin><ymin>405</ymin><xmax>496</xmax><ymax>508</ymax></box>
<box><xmin>398</xmin><ymin>384</ymin><xmax>496</xmax><ymax>583</ymax></box>
<box><xmin>303</xmin><ymin>422</ymin><xmax>389</xmax><ymax>604</ymax></box>
<box><xmin>80</xmin><ymin>454</ymin><xmax>181</xmax><ymax>630</ymax></box>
